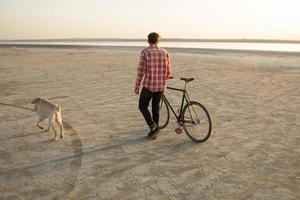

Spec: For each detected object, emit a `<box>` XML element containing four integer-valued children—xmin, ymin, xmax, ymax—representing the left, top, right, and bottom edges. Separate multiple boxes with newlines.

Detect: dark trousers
<box><xmin>139</xmin><ymin>87</ymin><xmax>163</xmax><ymax>129</ymax></box>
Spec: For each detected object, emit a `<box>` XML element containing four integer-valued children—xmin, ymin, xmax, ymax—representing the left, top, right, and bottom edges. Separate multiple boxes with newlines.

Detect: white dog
<box><xmin>31</xmin><ymin>97</ymin><xmax>64</xmax><ymax>140</ymax></box>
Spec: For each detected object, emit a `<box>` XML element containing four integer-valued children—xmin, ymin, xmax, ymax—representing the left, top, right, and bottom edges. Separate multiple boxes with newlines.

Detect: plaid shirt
<box><xmin>135</xmin><ymin>44</ymin><xmax>171</xmax><ymax>92</ymax></box>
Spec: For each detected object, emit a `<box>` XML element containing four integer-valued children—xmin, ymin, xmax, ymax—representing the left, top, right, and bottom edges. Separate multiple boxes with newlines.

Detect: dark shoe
<box><xmin>148</xmin><ymin>127</ymin><xmax>160</xmax><ymax>140</ymax></box>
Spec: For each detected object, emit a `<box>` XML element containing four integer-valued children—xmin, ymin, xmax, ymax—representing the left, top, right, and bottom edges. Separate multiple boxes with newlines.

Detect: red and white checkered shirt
<box><xmin>135</xmin><ymin>44</ymin><xmax>171</xmax><ymax>92</ymax></box>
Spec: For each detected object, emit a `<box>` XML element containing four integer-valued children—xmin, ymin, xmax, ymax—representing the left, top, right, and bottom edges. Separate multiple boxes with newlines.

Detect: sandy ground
<box><xmin>0</xmin><ymin>45</ymin><xmax>299</xmax><ymax>200</ymax></box>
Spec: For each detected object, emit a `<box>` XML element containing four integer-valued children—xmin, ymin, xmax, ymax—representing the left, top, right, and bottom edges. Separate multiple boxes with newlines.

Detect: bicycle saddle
<box><xmin>180</xmin><ymin>77</ymin><xmax>194</xmax><ymax>83</ymax></box>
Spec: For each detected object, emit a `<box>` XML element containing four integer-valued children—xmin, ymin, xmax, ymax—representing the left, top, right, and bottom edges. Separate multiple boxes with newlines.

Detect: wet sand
<box><xmin>0</xmin><ymin>45</ymin><xmax>299</xmax><ymax>199</ymax></box>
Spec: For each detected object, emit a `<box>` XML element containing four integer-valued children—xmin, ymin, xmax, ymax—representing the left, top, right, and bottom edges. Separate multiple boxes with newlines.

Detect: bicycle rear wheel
<box><xmin>158</xmin><ymin>96</ymin><xmax>169</xmax><ymax>129</ymax></box>
<box><xmin>182</xmin><ymin>101</ymin><xmax>212</xmax><ymax>143</ymax></box>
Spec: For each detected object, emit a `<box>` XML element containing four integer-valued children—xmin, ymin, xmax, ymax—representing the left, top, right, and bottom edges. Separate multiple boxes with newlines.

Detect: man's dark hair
<box><xmin>148</xmin><ymin>32</ymin><xmax>160</xmax><ymax>44</ymax></box>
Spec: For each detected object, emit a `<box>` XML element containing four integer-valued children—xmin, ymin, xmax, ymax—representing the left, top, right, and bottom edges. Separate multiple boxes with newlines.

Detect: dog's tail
<box><xmin>57</xmin><ymin>104</ymin><xmax>61</xmax><ymax>112</ymax></box>
<box><xmin>55</xmin><ymin>105</ymin><xmax>64</xmax><ymax>139</ymax></box>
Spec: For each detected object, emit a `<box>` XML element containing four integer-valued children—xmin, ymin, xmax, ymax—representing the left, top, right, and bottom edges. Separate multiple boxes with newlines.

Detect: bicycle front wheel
<box><xmin>158</xmin><ymin>96</ymin><xmax>169</xmax><ymax>129</ymax></box>
<box><xmin>182</xmin><ymin>101</ymin><xmax>212</xmax><ymax>143</ymax></box>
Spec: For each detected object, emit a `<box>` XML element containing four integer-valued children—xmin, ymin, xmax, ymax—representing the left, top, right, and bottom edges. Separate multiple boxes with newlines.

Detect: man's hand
<box><xmin>135</xmin><ymin>86</ymin><xmax>139</xmax><ymax>95</ymax></box>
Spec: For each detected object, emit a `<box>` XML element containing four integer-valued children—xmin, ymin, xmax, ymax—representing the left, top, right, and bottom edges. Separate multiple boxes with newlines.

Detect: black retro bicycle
<box><xmin>159</xmin><ymin>77</ymin><xmax>212</xmax><ymax>143</ymax></box>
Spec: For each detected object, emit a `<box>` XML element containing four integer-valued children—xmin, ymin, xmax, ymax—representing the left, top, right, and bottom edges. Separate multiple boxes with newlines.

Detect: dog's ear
<box><xmin>31</xmin><ymin>97</ymin><xmax>39</xmax><ymax>104</ymax></box>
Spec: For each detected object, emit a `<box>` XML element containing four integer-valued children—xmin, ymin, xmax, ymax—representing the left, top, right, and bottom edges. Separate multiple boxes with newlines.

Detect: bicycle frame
<box><xmin>162</xmin><ymin>85</ymin><xmax>192</xmax><ymax>125</ymax></box>
<box><xmin>159</xmin><ymin>77</ymin><xmax>212</xmax><ymax>143</ymax></box>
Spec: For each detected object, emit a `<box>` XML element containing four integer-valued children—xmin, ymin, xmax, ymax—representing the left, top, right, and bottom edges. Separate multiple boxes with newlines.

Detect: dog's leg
<box><xmin>55</xmin><ymin>113</ymin><xmax>64</xmax><ymax>139</ymax></box>
<box><xmin>44</xmin><ymin>119</ymin><xmax>51</xmax><ymax>133</ymax></box>
<box><xmin>51</xmin><ymin>125</ymin><xmax>58</xmax><ymax>141</ymax></box>
<box><xmin>37</xmin><ymin>118</ymin><xmax>44</xmax><ymax>130</ymax></box>
<box><xmin>49</xmin><ymin>119</ymin><xmax>58</xmax><ymax>141</ymax></box>
<box><xmin>60</xmin><ymin>123</ymin><xmax>64</xmax><ymax>139</ymax></box>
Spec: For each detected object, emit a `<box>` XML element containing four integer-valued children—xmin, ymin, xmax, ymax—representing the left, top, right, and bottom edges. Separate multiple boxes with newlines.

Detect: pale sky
<box><xmin>0</xmin><ymin>0</ymin><xmax>299</xmax><ymax>40</ymax></box>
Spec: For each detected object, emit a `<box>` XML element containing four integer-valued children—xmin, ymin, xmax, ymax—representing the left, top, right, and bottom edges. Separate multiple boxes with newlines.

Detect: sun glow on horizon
<box><xmin>0</xmin><ymin>0</ymin><xmax>299</xmax><ymax>40</ymax></box>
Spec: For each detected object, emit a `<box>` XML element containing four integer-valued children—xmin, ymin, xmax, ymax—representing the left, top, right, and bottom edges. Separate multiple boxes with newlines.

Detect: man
<box><xmin>135</xmin><ymin>32</ymin><xmax>171</xmax><ymax>140</ymax></box>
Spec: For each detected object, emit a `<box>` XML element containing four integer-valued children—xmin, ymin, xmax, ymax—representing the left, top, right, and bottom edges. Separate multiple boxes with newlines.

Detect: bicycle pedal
<box><xmin>175</xmin><ymin>128</ymin><xmax>182</xmax><ymax>134</ymax></box>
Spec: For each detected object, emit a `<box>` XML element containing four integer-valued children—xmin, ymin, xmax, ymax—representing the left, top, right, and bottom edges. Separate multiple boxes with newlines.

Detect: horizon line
<box><xmin>1</xmin><ymin>38</ymin><xmax>300</xmax><ymax>44</ymax></box>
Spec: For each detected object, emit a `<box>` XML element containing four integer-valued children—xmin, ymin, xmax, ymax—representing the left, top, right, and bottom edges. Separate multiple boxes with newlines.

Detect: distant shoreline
<box><xmin>1</xmin><ymin>38</ymin><xmax>300</xmax><ymax>44</ymax></box>
<box><xmin>1</xmin><ymin>44</ymin><xmax>300</xmax><ymax>55</ymax></box>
